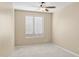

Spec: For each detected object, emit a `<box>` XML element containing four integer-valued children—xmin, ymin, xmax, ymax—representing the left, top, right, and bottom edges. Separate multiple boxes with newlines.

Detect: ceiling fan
<box><xmin>40</xmin><ymin>2</ymin><xmax>56</xmax><ymax>12</ymax></box>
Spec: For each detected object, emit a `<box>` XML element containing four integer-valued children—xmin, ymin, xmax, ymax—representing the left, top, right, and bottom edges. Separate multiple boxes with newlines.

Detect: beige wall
<box><xmin>53</xmin><ymin>2</ymin><xmax>79</xmax><ymax>54</ymax></box>
<box><xmin>0</xmin><ymin>3</ymin><xmax>14</xmax><ymax>56</ymax></box>
<box><xmin>15</xmin><ymin>10</ymin><xmax>52</xmax><ymax>45</ymax></box>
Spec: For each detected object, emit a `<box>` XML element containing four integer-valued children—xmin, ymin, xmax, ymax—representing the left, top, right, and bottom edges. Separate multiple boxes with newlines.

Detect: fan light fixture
<box><xmin>40</xmin><ymin>8</ymin><xmax>48</xmax><ymax>12</ymax></box>
<box><xmin>40</xmin><ymin>2</ymin><xmax>48</xmax><ymax>12</ymax></box>
<box><xmin>40</xmin><ymin>2</ymin><xmax>56</xmax><ymax>12</ymax></box>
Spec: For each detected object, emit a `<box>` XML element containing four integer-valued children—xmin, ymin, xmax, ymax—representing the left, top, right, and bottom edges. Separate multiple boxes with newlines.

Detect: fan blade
<box><xmin>45</xmin><ymin>6</ymin><xmax>56</xmax><ymax>8</ymax></box>
<box><xmin>45</xmin><ymin>8</ymin><xmax>49</xmax><ymax>11</ymax></box>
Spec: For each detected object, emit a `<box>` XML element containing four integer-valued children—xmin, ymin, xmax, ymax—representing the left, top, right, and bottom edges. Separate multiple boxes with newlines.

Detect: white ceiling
<box><xmin>13</xmin><ymin>2</ymin><xmax>73</xmax><ymax>13</ymax></box>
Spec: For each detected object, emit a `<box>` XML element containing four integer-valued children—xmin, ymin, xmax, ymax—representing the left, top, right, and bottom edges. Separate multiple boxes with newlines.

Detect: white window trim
<box><xmin>24</xmin><ymin>16</ymin><xmax>44</xmax><ymax>37</ymax></box>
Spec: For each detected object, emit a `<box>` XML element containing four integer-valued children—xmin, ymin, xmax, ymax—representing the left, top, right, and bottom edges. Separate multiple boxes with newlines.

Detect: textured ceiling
<box><xmin>13</xmin><ymin>2</ymin><xmax>72</xmax><ymax>13</ymax></box>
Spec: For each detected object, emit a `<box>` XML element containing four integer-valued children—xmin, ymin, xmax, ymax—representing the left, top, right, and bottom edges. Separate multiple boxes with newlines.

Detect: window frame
<box><xmin>25</xmin><ymin>16</ymin><xmax>44</xmax><ymax>37</ymax></box>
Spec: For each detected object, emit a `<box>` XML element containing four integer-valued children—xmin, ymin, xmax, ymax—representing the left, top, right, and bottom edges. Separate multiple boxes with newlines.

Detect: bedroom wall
<box><xmin>15</xmin><ymin>10</ymin><xmax>52</xmax><ymax>45</ymax></box>
<box><xmin>53</xmin><ymin>2</ymin><xmax>79</xmax><ymax>54</ymax></box>
<box><xmin>0</xmin><ymin>3</ymin><xmax>14</xmax><ymax>56</ymax></box>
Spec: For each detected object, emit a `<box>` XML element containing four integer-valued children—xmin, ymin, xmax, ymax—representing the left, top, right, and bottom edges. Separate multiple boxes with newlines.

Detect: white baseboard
<box><xmin>54</xmin><ymin>44</ymin><xmax>79</xmax><ymax>57</ymax></box>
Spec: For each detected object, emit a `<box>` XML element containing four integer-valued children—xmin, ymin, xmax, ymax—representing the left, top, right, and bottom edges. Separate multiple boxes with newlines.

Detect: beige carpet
<box><xmin>10</xmin><ymin>43</ymin><xmax>76</xmax><ymax>57</ymax></box>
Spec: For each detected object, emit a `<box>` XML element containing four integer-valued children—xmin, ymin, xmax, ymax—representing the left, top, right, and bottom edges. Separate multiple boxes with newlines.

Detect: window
<box><xmin>25</xmin><ymin>16</ymin><xmax>33</xmax><ymax>34</ymax></box>
<box><xmin>25</xmin><ymin>16</ymin><xmax>44</xmax><ymax>36</ymax></box>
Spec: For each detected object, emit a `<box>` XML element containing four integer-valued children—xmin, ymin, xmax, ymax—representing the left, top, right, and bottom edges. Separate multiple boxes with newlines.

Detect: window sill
<box><xmin>24</xmin><ymin>35</ymin><xmax>44</xmax><ymax>38</ymax></box>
